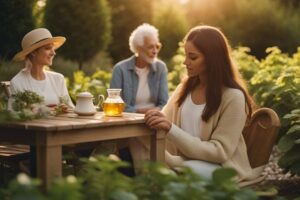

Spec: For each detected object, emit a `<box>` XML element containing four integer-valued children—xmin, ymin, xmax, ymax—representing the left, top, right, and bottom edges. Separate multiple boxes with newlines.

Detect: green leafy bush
<box><xmin>278</xmin><ymin>109</ymin><xmax>300</xmax><ymax>176</ymax></box>
<box><xmin>8</xmin><ymin>90</ymin><xmax>51</xmax><ymax>121</ymax></box>
<box><xmin>67</xmin><ymin>69</ymin><xmax>111</xmax><ymax>104</ymax></box>
<box><xmin>167</xmin><ymin>43</ymin><xmax>186</xmax><ymax>92</ymax></box>
<box><xmin>237</xmin><ymin>47</ymin><xmax>300</xmax><ymax>175</ymax></box>
<box><xmin>0</xmin><ymin>156</ymin><xmax>258</xmax><ymax>200</ymax></box>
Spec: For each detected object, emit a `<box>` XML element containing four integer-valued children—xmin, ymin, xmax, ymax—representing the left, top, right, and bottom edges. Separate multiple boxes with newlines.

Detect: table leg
<box><xmin>150</xmin><ymin>130</ymin><xmax>165</xmax><ymax>162</ymax></box>
<box><xmin>36</xmin><ymin>145</ymin><xmax>62</xmax><ymax>189</ymax></box>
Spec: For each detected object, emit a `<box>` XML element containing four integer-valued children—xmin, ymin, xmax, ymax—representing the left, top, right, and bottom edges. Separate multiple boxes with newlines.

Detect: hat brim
<box><xmin>13</xmin><ymin>36</ymin><xmax>66</xmax><ymax>62</ymax></box>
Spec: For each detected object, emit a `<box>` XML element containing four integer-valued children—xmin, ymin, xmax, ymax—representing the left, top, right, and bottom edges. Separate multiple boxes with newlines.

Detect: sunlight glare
<box><xmin>178</xmin><ymin>0</ymin><xmax>189</xmax><ymax>4</ymax></box>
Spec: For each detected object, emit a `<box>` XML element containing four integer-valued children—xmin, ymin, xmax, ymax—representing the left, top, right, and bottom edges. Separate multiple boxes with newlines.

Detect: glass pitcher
<box><xmin>99</xmin><ymin>89</ymin><xmax>125</xmax><ymax>116</ymax></box>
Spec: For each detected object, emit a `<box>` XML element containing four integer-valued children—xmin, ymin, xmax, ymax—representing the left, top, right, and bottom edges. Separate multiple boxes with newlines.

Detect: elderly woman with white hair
<box><xmin>110</xmin><ymin>23</ymin><xmax>169</xmax><ymax>113</ymax></box>
<box><xmin>10</xmin><ymin>28</ymin><xmax>74</xmax><ymax>109</ymax></box>
<box><xmin>110</xmin><ymin>24</ymin><xmax>169</xmax><ymax>176</ymax></box>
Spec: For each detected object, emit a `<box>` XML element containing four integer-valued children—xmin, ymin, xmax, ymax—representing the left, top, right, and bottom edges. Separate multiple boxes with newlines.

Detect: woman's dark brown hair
<box><xmin>177</xmin><ymin>25</ymin><xmax>255</xmax><ymax>122</ymax></box>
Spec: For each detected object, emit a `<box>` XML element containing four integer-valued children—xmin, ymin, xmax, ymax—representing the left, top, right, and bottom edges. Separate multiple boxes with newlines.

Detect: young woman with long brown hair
<box><xmin>145</xmin><ymin>25</ymin><xmax>258</xmax><ymax>182</ymax></box>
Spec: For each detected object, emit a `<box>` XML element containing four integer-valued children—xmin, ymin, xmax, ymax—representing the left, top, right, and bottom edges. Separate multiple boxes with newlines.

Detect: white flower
<box><xmin>66</xmin><ymin>175</ymin><xmax>77</xmax><ymax>183</ymax></box>
<box><xmin>108</xmin><ymin>154</ymin><xmax>120</xmax><ymax>161</ymax></box>
<box><xmin>89</xmin><ymin>156</ymin><xmax>97</xmax><ymax>162</ymax></box>
<box><xmin>17</xmin><ymin>173</ymin><xmax>31</xmax><ymax>185</ymax></box>
<box><xmin>31</xmin><ymin>104</ymin><xmax>40</xmax><ymax>115</ymax></box>
<box><xmin>158</xmin><ymin>167</ymin><xmax>176</xmax><ymax>176</ymax></box>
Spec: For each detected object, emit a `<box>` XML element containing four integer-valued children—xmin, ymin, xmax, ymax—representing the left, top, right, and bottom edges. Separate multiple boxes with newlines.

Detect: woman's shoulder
<box><xmin>45</xmin><ymin>70</ymin><xmax>64</xmax><ymax>79</ymax></box>
<box><xmin>222</xmin><ymin>87</ymin><xmax>245</xmax><ymax>102</ymax></box>
<box><xmin>10</xmin><ymin>69</ymin><xmax>28</xmax><ymax>83</ymax></box>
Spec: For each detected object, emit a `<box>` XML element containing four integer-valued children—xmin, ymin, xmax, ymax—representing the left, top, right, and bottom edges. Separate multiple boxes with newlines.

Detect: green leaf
<box><xmin>234</xmin><ymin>189</ymin><xmax>259</xmax><ymax>200</ymax></box>
<box><xmin>212</xmin><ymin>168</ymin><xmax>237</xmax><ymax>185</ymax></box>
<box><xmin>278</xmin><ymin>134</ymin><xmax>299</xmax><ymax>152</ymax></box>
<box><xmin>295</xmin><ymin>139</ymin><xmax>300</xmax><ymax>144</ymax></box>
<box><xmin>286</xmin><ymin>125</ymin><xmax>300</xmax><ymax>135</ymax></box>
<box><xmin>289</xmin><ymin>162</ymin><xmax>300</xmax><ymax>176</ymax></box>
<box><xmin>110</xmin><ymin>190</ymin><xmax>138</xmax><ymax>200</ymax></box>
<box><xmin>278</xmin><ymin>146</ymin><xmax>300</xmax><ymax>168</ymax></box>
<box><xmin>255</xmin><ymin>187</ymin><xmax>278</xmax><ymax>197</ymax></box>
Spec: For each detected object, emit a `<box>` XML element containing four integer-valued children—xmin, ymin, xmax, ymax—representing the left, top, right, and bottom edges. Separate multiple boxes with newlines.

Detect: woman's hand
<box><xmin>144</xmin><ymin>110</ymin><xmax>172</xmax><ymax>132</ymax></box>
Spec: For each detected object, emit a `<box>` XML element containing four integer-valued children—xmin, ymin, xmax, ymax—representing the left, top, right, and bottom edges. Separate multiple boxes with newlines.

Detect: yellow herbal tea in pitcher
<box><xmin>103</xmin><ymin>102</ymin><xmax>125</xmax><ymax>117</ymax></box>
<box><xmin>99</xmin><ymin>89</ymin><xmax>125</xmax><ymax>117</ymax></box>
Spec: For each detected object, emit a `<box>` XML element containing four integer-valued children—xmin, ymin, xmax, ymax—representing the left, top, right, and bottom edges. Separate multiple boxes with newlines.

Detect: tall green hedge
<box><xmin>0</xmin><ymin>0</ymin><xmax>35</xmax><ymax>60</ymax></box>
<box><xmin>44</xmin><ymin>0</ymin><xmax>111</xmax><ymax>70</ymax></box>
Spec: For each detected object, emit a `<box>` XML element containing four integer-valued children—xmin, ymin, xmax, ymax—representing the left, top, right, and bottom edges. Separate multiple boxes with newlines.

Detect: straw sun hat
<box><xmin>13</xmin><ymin>28</ymin><xmax>66</xmax><ymax>62</ymax></box>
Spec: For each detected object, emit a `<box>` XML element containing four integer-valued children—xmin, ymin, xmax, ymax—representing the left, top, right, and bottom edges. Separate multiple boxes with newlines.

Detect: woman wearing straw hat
<box><xmin>8</xmin><ymin>28</ymin><xmax>76</xmax><ymax>175</ymax></box>
<box><xmin>10</xmin><ymin>28</ymin><xmax>74</xmax><ymax>108</ymax></box>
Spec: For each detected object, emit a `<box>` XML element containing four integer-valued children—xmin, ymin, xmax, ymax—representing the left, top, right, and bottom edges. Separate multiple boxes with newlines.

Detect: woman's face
<box><xmin>183</xmin><ymin>41</ymin><xmax>206</xmax><ymax>77</ymax></box>
<box><xmin>138</xmin><ymin>36</ymin><xmax>161</xmax><ymax>64</ymax></box>
<box><xmin>32</xmin><ymin>43</ymin><xmax>56</xmax><ymax>66</ymax></box>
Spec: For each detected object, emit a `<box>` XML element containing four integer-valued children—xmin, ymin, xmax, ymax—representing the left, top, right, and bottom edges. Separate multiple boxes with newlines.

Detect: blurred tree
<box><xmin>278</xmin><ymin>0</ymin><xmax>300</xmax><ymax>7</ymax></box>
<box><xmin>184</xmin><ymin>0</ymin><xmax>300</xmax><ymax>58</ymax></box>
<box><xmin>226</xmin><ymin>0</ymin><xmax>300</xmax><ymax>58</ymax></box>
<box><xmin>33</xmin><ymin>0</ymin><xmax>46</xmax><ymax>27</ymax></box>
<box><xmin>108</xmin><ymin>0</ymin><xmax>153</xmax><ymax>64</ymax></box>
<box><xmin>0</xmin><ymin>0</ymin><xmax>35</xmax><ymax>60</ymax></box>
<box><xmin>153</xmin><ymin>0</ymin><xmax>188</xmax><ymax>68</ymax></box>
<box><xmin>44</xmin><ymin>0</ymin><xmax>111</xmax><ymax>70</ymax></box>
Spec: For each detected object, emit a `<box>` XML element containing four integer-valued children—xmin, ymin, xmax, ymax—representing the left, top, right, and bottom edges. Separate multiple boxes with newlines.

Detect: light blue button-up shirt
<box><xmin>110</xmin><ymin>56</ymin><xmax>169</xmax><ymax>112</ymax></box>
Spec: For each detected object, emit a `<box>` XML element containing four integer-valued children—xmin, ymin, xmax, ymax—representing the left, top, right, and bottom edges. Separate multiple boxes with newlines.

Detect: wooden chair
<box><xmin>0</xmin><ymin>81</ymin><xmax>11</xmax><ymax>98</ymax></box>
<box><xmin>0</xmin><ymin>81</ymin><xmax>31</xmax><ymax>181</ymax></box>
<box><xmin>240</xmin><ymin>107</ymin><xmax>281</xmax><ymax>187</ymax></box>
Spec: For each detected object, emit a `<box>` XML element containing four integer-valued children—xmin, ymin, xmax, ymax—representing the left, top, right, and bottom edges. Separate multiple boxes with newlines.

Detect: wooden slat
<box><xmin>0</xmin><ymin>145</ymin><xmax>30</xmax><ymax>157</ymax></box>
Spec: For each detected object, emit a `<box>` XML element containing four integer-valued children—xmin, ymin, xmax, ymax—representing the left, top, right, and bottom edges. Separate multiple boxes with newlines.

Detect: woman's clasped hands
<box><xmin>144</xmin><ymin>110</ymin><xmax>172</xmax><ymax>132</ymax></box>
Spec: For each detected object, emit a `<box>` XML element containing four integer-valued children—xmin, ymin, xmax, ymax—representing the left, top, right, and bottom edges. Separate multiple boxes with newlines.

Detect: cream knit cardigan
<box><xmin>163</xmin><ymin>84</ymin><xmax>262</xmax><ymax>182</ymax></box>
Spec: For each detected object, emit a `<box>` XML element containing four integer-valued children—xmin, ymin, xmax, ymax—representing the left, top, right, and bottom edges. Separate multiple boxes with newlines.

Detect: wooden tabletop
<box><xmin>0</xmin><ymin>112</ymin><xmax>146</xmax><ymax>131</ymax></box>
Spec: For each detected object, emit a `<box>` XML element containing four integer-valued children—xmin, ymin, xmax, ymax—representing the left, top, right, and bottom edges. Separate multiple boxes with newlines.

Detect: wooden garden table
<box><xmin>0</xmin><ymin>112</ymin><xmax>165</xmax><ymax>189</ymax></box>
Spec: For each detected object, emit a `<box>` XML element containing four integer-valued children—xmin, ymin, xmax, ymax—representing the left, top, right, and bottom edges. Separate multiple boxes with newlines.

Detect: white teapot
<box><xmin>74</xmin><ymin>92</ymin><xmax>98</xmax><ymax>115</ymax></box>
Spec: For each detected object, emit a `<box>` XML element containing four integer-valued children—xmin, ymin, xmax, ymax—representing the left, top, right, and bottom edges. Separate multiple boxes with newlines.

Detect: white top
<box><xmin>180</xmin><ymin>93</ymin><xmax>205</xmax><ymax>137</ymax></box>
<box><xmin>10</xmin><ymin>68</ymin><xmax>74</xmax><ymax>108</ymax></box>
<box><xmin>135</xmin><ymin>67</ymin><xmax>155</xmax><ymax>109</ymax></box>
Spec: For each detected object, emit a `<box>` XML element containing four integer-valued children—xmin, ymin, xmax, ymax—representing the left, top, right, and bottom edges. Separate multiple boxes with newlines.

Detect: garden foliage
<box><xmin>0</xmin><ymin>156</ymin><xmax>258</xmax><ymax>200</ymax></box>
<box><xmin>66</xmin><ymin>70</ymin><xmax>111</xmax><ymax>104</ymax></box>
<box><xmin>235</xmin><ymin>47</ymin><xmax>300</xmax><ymax>176</ymax></box>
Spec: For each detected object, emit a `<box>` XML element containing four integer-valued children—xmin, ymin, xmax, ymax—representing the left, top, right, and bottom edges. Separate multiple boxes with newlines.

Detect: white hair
<box><xmin>129</xmin><ymin>23</ymin><xmax>159</xmax><ymax>54</ymax></box>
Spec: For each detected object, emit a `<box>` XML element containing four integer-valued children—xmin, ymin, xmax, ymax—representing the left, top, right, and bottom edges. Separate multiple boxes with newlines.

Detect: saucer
<box><xmin>74</xmin><ymin>111</ymin><xmax>96</xmax><ymax>116</ymax></box>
